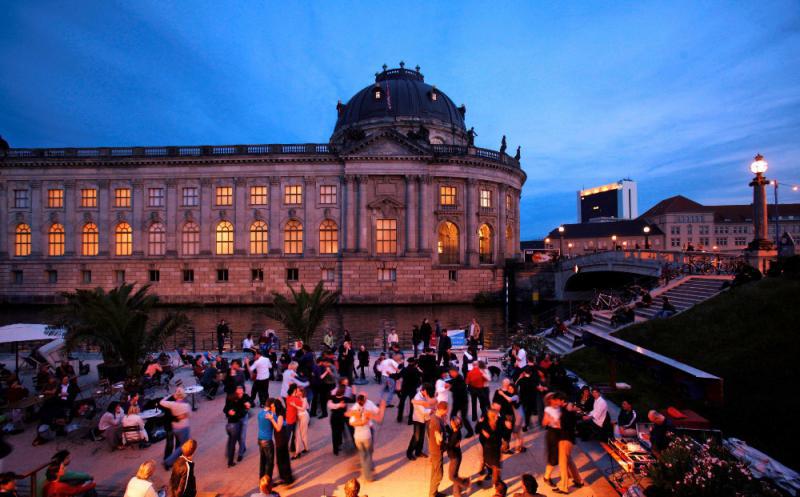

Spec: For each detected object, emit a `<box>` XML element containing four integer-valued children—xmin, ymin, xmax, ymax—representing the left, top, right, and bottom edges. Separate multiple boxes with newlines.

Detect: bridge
<box><xmin>553</xmin><ymin>249</ymin><xmax>739</xmax><ymax>299</ymax></box>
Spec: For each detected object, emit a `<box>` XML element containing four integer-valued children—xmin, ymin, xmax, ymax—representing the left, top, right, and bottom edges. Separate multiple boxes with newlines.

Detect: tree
<box><xmin>56</xmin><ymin>283</ymin><xmax>189</xmax><ymax>377</ymax></box>
<box><xmin>265</xmin><ymin>281</ymin><xmax>339</xmax><ymax>345</ymax></box>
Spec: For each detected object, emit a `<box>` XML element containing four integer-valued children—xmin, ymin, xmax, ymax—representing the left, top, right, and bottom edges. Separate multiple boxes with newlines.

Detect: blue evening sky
<box><xmin>1</xmin><ymin>1</ymin><xmax>799</xmax><ymax>239</ymax></box>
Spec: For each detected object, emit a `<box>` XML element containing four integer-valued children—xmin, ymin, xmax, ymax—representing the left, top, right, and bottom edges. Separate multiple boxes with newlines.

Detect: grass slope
<box><xmin>563</xmin><ymin>277</ymin><xmax>800</xmax><ymax>470</ymax></box>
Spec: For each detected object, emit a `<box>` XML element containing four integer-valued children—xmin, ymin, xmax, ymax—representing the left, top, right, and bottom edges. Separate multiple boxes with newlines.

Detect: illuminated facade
<box><xmin>1</xmin><ymin>66</ymin><xmax>526</xmax><ymax>304</ymax></box>
<box><xmin>577</xmin><ymin>179</ymin><xmax>637</xmax><ymax>223</ymax></box>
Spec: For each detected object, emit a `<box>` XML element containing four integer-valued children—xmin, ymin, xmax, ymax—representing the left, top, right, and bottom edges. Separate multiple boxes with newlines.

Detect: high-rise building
<box><xmin>577</xmin><ymin>179</ymin><xmax>637</xmax><ymax>223</ymax></box>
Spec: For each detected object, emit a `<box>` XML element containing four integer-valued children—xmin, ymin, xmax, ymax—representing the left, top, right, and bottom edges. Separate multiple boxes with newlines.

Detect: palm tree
<box><xmin>56</xmin><ymin>283</ymin><xmax>189</xmax><ymax>378</ymax></box>
<box><xmin>265</xmin><ymin>281</ymin><xmax>339</xmax><ymax>345</ymax></box>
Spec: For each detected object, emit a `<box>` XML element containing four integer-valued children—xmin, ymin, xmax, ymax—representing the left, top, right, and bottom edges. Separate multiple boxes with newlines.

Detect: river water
<box><xmin>0</xmin><ymin>303</ymin><xmax>508</xmax><ymax>352</ymax></box>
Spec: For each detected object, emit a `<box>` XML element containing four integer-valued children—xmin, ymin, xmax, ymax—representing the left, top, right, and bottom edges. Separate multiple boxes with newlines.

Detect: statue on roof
<box><xmin>514</xmin><ymin>146</ymin><xmax>521</xmax><ymax>161</ymax></box>
<box><xmin>0</xmin><ymin>135</ymin><xmax>8</xmax><ymax>157</ymax></box>
<box><xmin>467</xmin><ymin>127</ymin><xmax>477</xmax><ymax>146</ymax></box>
<box><xmin>500</xmin><ymin>135</ymin><xmax>507</xmax><ymax>155</ymax></box>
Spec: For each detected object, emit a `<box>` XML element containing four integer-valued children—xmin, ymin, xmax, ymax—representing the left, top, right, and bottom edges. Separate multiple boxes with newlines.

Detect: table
<box><xmin>140</xmin><ymin>408</ymin><xmax>164</xmax><ymax>420</ymax></box>
<box><xmin>184</xmin><ymin>385</ymin><xmax>204</xmax><ymax>411</ymax></box>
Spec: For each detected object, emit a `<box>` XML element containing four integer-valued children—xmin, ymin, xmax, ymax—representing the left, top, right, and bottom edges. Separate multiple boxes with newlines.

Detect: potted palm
<box><xmin>56</xmin><ymin>283</ymin><xmax>189</xmax><ymax>382</ymax></box>
<box><xmin>265</xmin><ymin>281</ymin><xmax>339</xmax><ymax>346</ymax></box>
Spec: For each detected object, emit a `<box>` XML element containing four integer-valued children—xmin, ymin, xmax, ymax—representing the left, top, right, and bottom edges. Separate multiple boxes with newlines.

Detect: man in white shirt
<box><xmin>242</xmin><ymin>333</ymin><xmax>255</xmax><ymax>351</ymax></box>
<box><xmin>579</xmin><ymin>386</ymin><xmax>609</xmax><ymax>440</ymax></box>
<box><xmin>247</xmin><ymin>349</ymin><xmax>272</xmax><ymax>407</ymax></box>
<box><xmin>407</xmin><ymin>384</ymin><xmax>435</xmax><ymax>460</ymax></box>
<box><xmin>348</xmin><ymin>393</ymin><xmax>386</xmax><ymax>482</ymax></box>
<box><xmin>516</xmin><ymin>346</ymin><xmax>527</xmax><ymax>372</ymax></box>
<box><xmin>378</xmin><ymin>354</ymin><xmax>400</xmax><ymax>406</ymax></box>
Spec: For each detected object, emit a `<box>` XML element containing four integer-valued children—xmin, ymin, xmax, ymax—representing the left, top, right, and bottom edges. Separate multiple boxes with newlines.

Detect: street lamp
<box><xmin>544</xmin><ymin>237</ymin><xmax>551</xmax><ymax>249</ymax></box>
<box><xmin>558</xmin><ymin>226</ymin><xmax>565</xmax><ymax>256</ymax></box>
<box><xmin>748</xmin><ymin>154</ymin><xmax>773</xmax><ymax>250</ymax></box>
<box><xmin>611</xmin><ymin>234</ymin><xmax>617</xmax><ymax>250</ymax></box>
<box><xmin>643</xmin><ymin>226</ymin><xmax>651</xmax><ymax>249</ymax></box>
<box><xmin>770</xmin><ymin>180</ymin><xmax>780</xmax><ymax>249</ymax></box>
<box><xmin>567</xmin><ymin>242</ymin><xmax>573</xmax><ymax>257</ymax></box>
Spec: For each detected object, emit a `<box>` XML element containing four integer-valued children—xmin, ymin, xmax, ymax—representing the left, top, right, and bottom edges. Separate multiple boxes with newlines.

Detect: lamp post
<box><xmin>558</xmin><ymin>226</ymin><xmax>565</xmax><ymax>256</ymax></box>
<box><xmin>611</xmin><ymin>234</ymin><xmax>617</xmax><ymax>250</ymax></box>
<box><xmin>748</xmin><ymin>154</ymin><xmax>773</xmax><ymax>250</ymax></box>
<box><xmin>770</xmin><ymin>180</ymin><xmax>780</xmax><ymax>249</ymax></box>
<box><xmin>567</xmin><ymin>242</ymin><xmax>573</xmax><ymax>257</ymax></box>
<box><xmin>643</xmin><ymin>226</ymin><xmax>651</xmax><ymax>250</ymax></box>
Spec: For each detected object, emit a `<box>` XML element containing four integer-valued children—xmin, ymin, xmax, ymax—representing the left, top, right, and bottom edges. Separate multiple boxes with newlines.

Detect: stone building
<box><xmin>0</xmin><ymin>66</ymin><xmax>526</xmax><ymax>304</ymax></box>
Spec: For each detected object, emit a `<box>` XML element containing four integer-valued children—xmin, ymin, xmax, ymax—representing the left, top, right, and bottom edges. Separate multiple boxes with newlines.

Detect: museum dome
<box><xmin>332</xmin><ymin>64</ymin><xmax>467</xmax><ymax>143</ymax></box>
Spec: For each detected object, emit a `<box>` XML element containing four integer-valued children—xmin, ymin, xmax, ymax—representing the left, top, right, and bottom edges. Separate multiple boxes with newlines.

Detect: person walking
<box><xmin>338</xmin><ymin>340</ymin><xmax>355</xmax><ymax>384</ymax></box>
<box><xmin>216</xmin><ymin>320</ymin><xmax>230</xmax><ymax>355</ymax></box>
<box><xmin>160</xmin><ymin>388</ymin><xmax>191</xmax><ymax>469</ymax></box>
<box><xmin>448</xmin><ymin>367</ymin><xmax>473</xmax><ymax>437</ymax></box>
<box><xmin>436</xmin><ymin>330</ymin><xmax>451</xmax><ymax>366</ymax></box>
<box><xmin>378</xmin><ymin>354</ymin><xmax>399</xmax><ymax>406</ymax></box>
<box><xmin>541</xmin><ymin>392</ymin><xmax>562</xmax><ymax>488</ymax></box>
<box><xmin>411</xmin><ymin>325</ymin><xmax>421</xmax><ymax>357</ymax></box>
<box><xmin>348</xmin><ymin>393</ymin><xmax>386</xmax><ymax>482</ymax></box>
<box><xmin>223</xmin><ymin>385</ymin><xmax>251</xmax><ymax>467</ymax></box>
<box><xmin>466</xmin><ymin>361</ymin><xmax>491</xmax><ymax>422</ymax></box>
<box><xmin>327</xmin><ymin>384</ymin><xmax>352</xmax><ymax>455</ymax></box>
<box><xmin>168</xmin><ymin>439</ymin><xmax>197</xmax><ymax>497</ymax></box>
<box><xmin>257</xmin><ymin>399</ymin><xmax>283</xmax><ymax>479</ymax></box>
<box><xmin>476</xmin><ymin>408</ymin><xmax>511</xmax><ymax>485</ymax></box>
<box><xmin>420</xmin><ymin>319</ymin><xmax>433</xmax><ymax>351</ymax></box>
<box><xmin>247</xmin><ymin>350</ymin><xmax>272</xmax><ymax>408</ymax></box>
<box><xmin>445</xmin><ymin>416</ymin><xmax>471</xmax><ymax>497</ymax></box>
<box><xmin>427</xmin><ymin>401</ymin><xmax>448</xmax><ymax>497</ymax></box>
<box><xmin>407</xmin><ymin>383</ymin><xmax>435</xmax><ymax>460</ymax></box>
<box><xmin>397</xmin><ymin>357</ymin><xmax>421</xmax><ymax>423</ymax></box>
<box><xmin>556</xmin><ymin>393</ymin><xmax>584</xmax><ymax>494</ymax></box>
<box><xmin>356</xmin><ymin>346</ymin><xmax>369</xmax><ymax>380</ymax></box>
<box><xmin>272</xmin><ymin>400</ymin><xmax>294</xmax><ymax>486</ymax></box>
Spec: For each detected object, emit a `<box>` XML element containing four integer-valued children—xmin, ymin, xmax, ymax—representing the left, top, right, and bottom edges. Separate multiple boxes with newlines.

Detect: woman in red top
<box><xmin>285</xmin><ymin>384</ymin><xmax>304</xmax><ymax>455</ymax></box>
<box><xmin>466</xmin><ymin>361</ymin><xmax>491</xmax><ymax>422</ymax></box>
<box><xmin>43</xmin><ymin>462</ymin><xmax>95</xmax><ymax>497</ymax></box>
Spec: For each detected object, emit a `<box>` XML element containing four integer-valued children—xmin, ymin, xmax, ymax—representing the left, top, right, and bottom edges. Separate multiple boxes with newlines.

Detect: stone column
<box><xmin>404</xmin><ymin>176</ymin><xmax>417</xmax><ymax>254</ymax></box>
<box><xmin>268</xmin><ymin>177</ymin><xmax>281</xmax><ymax>254</ymax></box>
<box><xmin>339</xmin><ymin>175</ymin><xmax>349</xmax><ymax>252</ymax></box>
<box><xmin>345</xmin><ymin>175</ymin><xmax>357</xmax><ymax>253</ymax></box>
<box><xmin>166</xmin><ymin>179</ymin><xmax>178</xmax><ymax>256</ymax></box>
<box><xmin>357</xmin><ymin>176</ymin><xmax>369</xmax><ymax>253</ymax></box>
<box><xmin>0</xmin><ymin>182</ymin><xmax>7</xmax><ymax>258</ymax></box>
<box><xmin>199</xmin><ymin>178</ymin><xmax>212</xmax><ymax>255</ymax></box>
<box><xmin>29</xmin><ymin>181</ymin><xmax>43</xmax><ymax>257</ymax></box>
<box><xmin>63</xmin><ymin>180</ymin><xmax>76</xmax><ymax>256</ymax></box>
<box><xmin>418</xmin><ymin>175</ymin><xmax>432</xmax><ymax>255</ymax></box>
<box><xmin>97</xmin><ymin>180</ymin><xmax>110</xmax><ymax>256</ymax></box>
<box><xmin>234</xmin><ymin>177</ymin><xmax>247</xmax><ymax>255</ymax></box>
<box><xmin>498</xmin><ymin>184</ymin><xmax>507</xmax><ymax>261</ymax></box>
<box><xmin>465</xmin><ymin>178</ymin><xmax>477</xmax><ymax>266</ymax></box>
<box><xmin>304</xmin><ymin>177</ymin><xmax>317</xmax><ymax>255</ymax></box>
<box><xmin>132</xmin><ymin>180</ymin><xmax>144</xmax><ymax>256</ymax></box>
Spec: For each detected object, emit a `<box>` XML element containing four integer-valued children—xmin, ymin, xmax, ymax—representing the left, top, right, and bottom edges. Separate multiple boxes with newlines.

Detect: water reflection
<box><xmin>1</xmin><ymin>304</ymin><xmax>507</xmax><ymax>352</ymax></box>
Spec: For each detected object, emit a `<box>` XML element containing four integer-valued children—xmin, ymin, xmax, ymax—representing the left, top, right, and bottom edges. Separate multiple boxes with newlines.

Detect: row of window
<box><xmin>670</xmin><ymin>225</ymin><xmax>750</xmax><ymax>236</ymax></box>
<box><xmin>670</xmin><ymin>237</ymin><xmax>748</xmax><ymax>248</ymax></box>
<box><xmin>12</xmin><ymin>220</ymin><xmax>507</xmax><ymax>263</ymax></box>
<box><xmin>9</xmin><ymin>266</ymin><xmax>464</xmax><ymax>285</ymax></box>
<box><xmin>12</xmin><ymin>185</ymin><xmax>515</xmax><ymax>210</ymax></box>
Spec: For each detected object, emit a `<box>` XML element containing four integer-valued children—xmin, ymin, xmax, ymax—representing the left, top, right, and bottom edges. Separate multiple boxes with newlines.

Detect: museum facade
<box><xmin>0</xmin><ymin>65</ymin><xmax>526</xmax><ymax>304</ymax></box>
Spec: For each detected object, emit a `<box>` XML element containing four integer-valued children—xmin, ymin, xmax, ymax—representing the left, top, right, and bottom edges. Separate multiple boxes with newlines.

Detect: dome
<box><xmin>332</xmin><ymin>65</ymin><xmax>467</xmax><ymax>142</ymax></box>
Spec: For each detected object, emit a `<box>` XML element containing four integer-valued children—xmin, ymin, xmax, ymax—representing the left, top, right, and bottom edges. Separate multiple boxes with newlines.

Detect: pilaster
<box><xmin>268</xmin><ymin>177</ymin><xmax>281</xmax><ymax>254</ymax></box>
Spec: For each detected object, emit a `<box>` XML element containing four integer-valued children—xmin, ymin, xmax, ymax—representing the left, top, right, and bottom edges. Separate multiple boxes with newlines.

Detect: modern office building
<box><xmin>0</xmin><ymin>65</ymin><xmax>526</xmax><ymax>304</ymax></box>
<box><xmin>577</xmin><ymin>179</ymin><xmax>637</xmax><ymax>223</ymax></box>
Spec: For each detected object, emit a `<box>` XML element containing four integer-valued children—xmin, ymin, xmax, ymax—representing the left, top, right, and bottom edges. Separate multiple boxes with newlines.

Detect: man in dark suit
<box><xmin>437</xmin><ymin>329</ymin><xmax>452</xmax><ymax>366</ymax></box>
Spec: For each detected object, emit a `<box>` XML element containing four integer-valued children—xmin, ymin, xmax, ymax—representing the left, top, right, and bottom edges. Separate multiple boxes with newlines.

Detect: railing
<box><xmin>431</xmin><ymin>144</ymin><xmax>520</xmax><ymax>168</ymax></box>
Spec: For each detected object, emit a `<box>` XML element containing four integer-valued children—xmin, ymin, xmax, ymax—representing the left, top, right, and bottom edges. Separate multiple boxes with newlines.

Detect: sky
<box><xmin>1</xmin><ymin>1</ymin><xmax>799</xmax><ymax>239</ymax></box>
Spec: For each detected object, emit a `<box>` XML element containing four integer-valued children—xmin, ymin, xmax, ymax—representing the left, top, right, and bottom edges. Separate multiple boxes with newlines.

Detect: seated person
<box><xmin>199</xmin><ymin>362</ymin><xmax>220</xmax><ymax>400</ymax></box>
<box><xmin>617</xmin><ymin>400</ymin><xmax>638</xmax><ymax>437</ymax></box>
<box><xmin>43</xmin><ymin>462</ymin><xmax>95</xmax><ymax>497</ymax></box>
<box><xmin>637</xmin><ymin>291</ymin><xmax>653</xmax><ymax>308</ymax></box>
<box><xmin>57</xmin><ymin>376</ymin><xmax>79</xmax><ymax>406</ymax></box>
<box><xmin>121</xmin><ymin>405</ymin><xmax>149</xmax><ymax>446</ymax></box>
<box><xmin>655</xmin><ymin>296</ymin><xmax>677</xmax><ymax>319</ymax></box>
<box><xmin>578</xmin><ymin>387</ymin><xmax>610</xmax><ymax>440</ymax></box>
<box><xmin>648</xmin><ymin>410</ymin><xmax>674</xmax><ymax>457</ymax></box>
<box><xmin>5</xmin><ymin>377</ymin><xmax>29</xmax><ymax>404</ymax></box>
<box><xmin>41</xmin><ymin>377</ymin><xmax>59</xmax><ymax>398</ymax></box>
<box><xmin>95</xmin><ymin>401</ymin><xmax>123</xmax><ymax>446</ymax></box>
<box><xmin>142</xmin><ymin>360</ymin><xmax>163</xmax><ymax>383</ymax></box>
<box><xmin>34</xmin><ymin>396</ymin><xmax>70</xmax><ymax>445</ymax></box>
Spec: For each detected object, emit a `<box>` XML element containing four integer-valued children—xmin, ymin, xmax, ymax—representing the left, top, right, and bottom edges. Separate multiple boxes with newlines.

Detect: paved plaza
<box><xmin>1</xmin><ymin>363</ymin><xmax>617</xmax><ymax>497</ymax></box>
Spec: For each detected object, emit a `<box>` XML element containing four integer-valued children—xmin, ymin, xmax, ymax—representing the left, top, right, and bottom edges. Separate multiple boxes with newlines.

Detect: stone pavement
<box><xmin>1</xmin><ymin>366</ymin><xmax>618</xmax><ymax>497</ymax></box>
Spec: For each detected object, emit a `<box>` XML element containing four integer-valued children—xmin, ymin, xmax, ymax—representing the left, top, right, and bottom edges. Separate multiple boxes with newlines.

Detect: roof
<box><xmin>333</xmin><ymin>66</ymin><xmax>466</xmax><ymax>137</ymax></box>
<box><xmin>0</xmin><ymin>323</ymin><xmax>62</xmax><ymax>344</ymax></box>
<box><xmin>639</xmin><ymin>195</ymin><xmax>800</xmax><ymax>223</ymax></box>
<box><xmin>639</xmin><ymin>195</ymin><xmax>705</xmax><ymax>218</ymax></box>
<box><xmin>546</xmin><ymin>219</ymin><xmax>663</xmax><ymax>239</ymax></box>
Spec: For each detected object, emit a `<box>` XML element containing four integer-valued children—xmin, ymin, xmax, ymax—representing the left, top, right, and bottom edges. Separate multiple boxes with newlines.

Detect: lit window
<box><xmin>378</xmin><ymin>268</ymin><xmax>396</xmax><ymax>281</ymax></box>
<box><xmin>182</xmin><ymin>187</ymin><xmax>199</xmax><ymax>207</ymax></box>
<box><xmin>114</xmin><ymin>188</ymin><xmax>131</xmax><ymax>208</ymax></box>
<box><xmin>250</xmin><ymin>186</ymin><xmax>268</xmax><ymax>205</ymax></box>
<box><xmin>81</xmin><ymin>188</ymin><xmax>97</xmax><ymax>208</ymax></box>
<box><xmin>438</xmin><ymin>221</ymin><xmax>459</xmax><ymax>264</ymax></box>
<box><xmin>250</xmin><ymin>221</ymin><xmax>269</xmax><ymax>255</ymax></box>
<box><xmin>115</xmin><ymin>222</ymin><xmax>132</xmax><ymax>256</ymax></box>
<box><xmin>148</xmin><ymin>223</ymin><xmax>166</xmax><ymax>256</ymax></box>
<box><xmin>478</xmin><ymin>224</ymin><xmax>493</xmax><ymax>264</ymax></box>
<box><xmin>373</xmin><ymin>86</ymin><xmax>381</xmax><ymax>100</ymax></box>
<box><xmin>439</xmin><ymin>186</ymin><xmax>457</xmax><ymax>206</ymax></box>
<box><xmin>216</xmin><ymin>186</ymin><xmax>233</xmax><ymax>206</ymax></box>
<box><xmin>48</xmin><ymin>224</ymin><xmax>65</xmax><ymax>257</ymax></box>
<box><xmin>14</xmin><ymin>190</ymin><xmax>29</xmax><ymax>208</ymax></box>
<box><xmin>480</xmin><ymin>189</ymin><xmax>492</xmax><ymax>208</ymax></box>
<box><xmin>14</xmin><ymin>224</ymin><xmax>31</xmax><ymax>257</ymax></box>
<box><xmin>284</xmin><ymin>185</ymin><xmax>303</xmax><ymax>205</ymax></box>
<box><xmin>47</xmin><ymin>189</ymin><xmax>64</xmax><ymax>208</ymax></box>
<box><xmin>319</xmin><ymin>219</ymin><xmax>338</xmax><ymax>254</ymax></box>
<box><xmin>182</xmin><ymin>222</ymin><xmax>200</xmax><ymax>255</ymax></box>
<box><xmin>319</xmin><ymin>185</ymin><xmax>337</xmax><ymax>204</ymax></box>
<box><xmin>375</xmin><ymin>219</ymin><xmax>397</xmax><ymax>254</ymax></box>
<box><xmin>284</xmin><ymin>220</ymin><xmax>303</xmax><ymax>254</ymax></box>
<box><xmin>215</xmin><ymin>221</ymin><xmax>234</xmax><ymax>255</ymax></box>
<box><xmin>81</xmin><ymin>223</ymin><xmax>98</xmax><ymax>256</ymax></box>
<box><xmin>148</xmin><ymin>188</ymin><xmax>165</xmax><ymax>207</ymax></box>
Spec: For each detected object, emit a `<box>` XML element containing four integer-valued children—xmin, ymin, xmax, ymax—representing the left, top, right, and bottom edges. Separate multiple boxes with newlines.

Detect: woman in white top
<box><xmin>123</xmin><ymin>460</ymin><xmax>158</xmax><ymax>497</ymax></box>
<box><xmin>541</xmin><ymin>392</ymin><xmax>562</xmax><ymax>488</ymax></box>
<box><xmin>279</xmin><ymin>362</ymin><xmax>309</xmax><ymax>399</ymax></box>
<box><xmin>122</xmin><ymin>405</ymin><xmax>149</xmax><ymax>443</ymax></box>
<box><xmin>292</xmin><ymin>387</ymin><xmax>311</xmax><ymax>458</ymax></box>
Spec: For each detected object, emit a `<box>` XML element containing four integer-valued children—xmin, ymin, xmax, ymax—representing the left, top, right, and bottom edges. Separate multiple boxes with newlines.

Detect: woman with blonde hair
<box><xmin>122</xmin><ymin>404</ymin><xmax>149</xmax><ymax>445</ymax></box>
<box><xmin>291</xmin><ymin>387</ymin><xmax>310</xmax><ymax>459</ymax></box>
<box><xmin>541</xmin><ymin>392</ymin><xmax>561</xmax><ymax>488</ymax></box>
<box><xmin>249</xmin><ymin>475</ymin><xmax>280</xmax><ymax>497</ymax></box>
<box><xmin>123</xmin><ymin>460</ymin><xmax>158</xmax><ymax>497</ymax></box>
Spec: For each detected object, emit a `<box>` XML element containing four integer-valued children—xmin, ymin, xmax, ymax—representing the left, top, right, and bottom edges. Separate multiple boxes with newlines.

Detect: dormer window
<box><xmin>429</xmin><ymin>85</ymin><xmax>438</xmax><ymax>101</ymax></box>
<box><xmin>373</xmin><ymin>85</ymin><xmax>382</xmax><ymax>100</ymax></box>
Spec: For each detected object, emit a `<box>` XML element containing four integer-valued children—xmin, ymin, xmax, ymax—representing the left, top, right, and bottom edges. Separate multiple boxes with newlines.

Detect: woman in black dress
<box><xmin>327</xmin><ymin>384</ymin><xmax>353</xmax><ymax>455</ymax></box>
<box><xmin>477</xmin><ymin>408</ymin><xmax>511</xmax><ymax>486</ymax></box>
<box><xmin>555</xmin><ymin>392</ymin><xmax>584</xmax><ymax>494</ymax></box>
<box><xmin>272</xmin><ymin>399</ymin><xmax>294</xmax><ymax>485</ymax></box>
<box><xmin>541</xmin><ymin>392</ymin><xmax>561</xmax><ymax>488</ymax></box>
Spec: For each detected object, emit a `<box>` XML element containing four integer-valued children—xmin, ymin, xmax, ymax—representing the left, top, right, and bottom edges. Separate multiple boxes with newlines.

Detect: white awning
<box><xmin>0</xmin><ymin>323</ymin><xmax>62</xmax><ymax>344</ymax></box>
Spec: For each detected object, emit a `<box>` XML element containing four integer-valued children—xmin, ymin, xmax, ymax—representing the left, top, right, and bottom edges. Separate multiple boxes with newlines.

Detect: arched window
<box><xmin>284</xmin><ymin>220</ymin><xmax>303</xmax><ymax>255</ymax></box>
<box><xmin>216</xmin><ymin>221</ymin><xmax>234</xmax><ymax>255</ymax></box>
<box><xmin>81</xmin><ymin>223</ymin><xmax>98</xmax><ymax>256</ymax></box>
<box><xmin>182</xmin><ymin>222</ymin><xmax>200</xmax><ymax>255</ymax></box>
<box><xmin>48</xmin><ymin>224</ymin><xmax>65</xmax><ymax>257</ymax></box>
<box><xmin>250</xmin><ymin>221</ymin><xmax>268</xmax><ymax>255</ymax></box>
<box><xmin>148</xmin><ymin>223</ymin><xmax>166</xmax><ymax>256</ymax></box>
<box><xmin>319</xmin><ymin>219</ymin><xmax>338</xmax><ymax>254</ymax></box>
<box><xmin>437</xmin><ymin>221</ymin><xmax>459</xmax><ymax>265</ymax></box>
<box><xmin>14</xmin><ymin>224</ymin><xmax>31</xmax><ymax>257</ymax></box>
<box><xmin>478</xmin><ymin>224</ymin><xmax>493</xmax><ymax>264</ymax></box>
<box><xmin>115</xmin><ymin>222</ymin><xmax>132</xmax><ymax>256</ymax></box>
